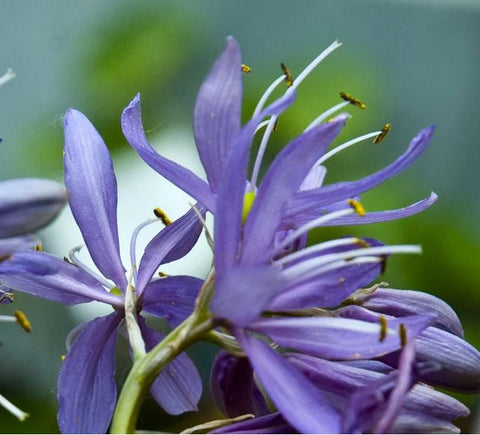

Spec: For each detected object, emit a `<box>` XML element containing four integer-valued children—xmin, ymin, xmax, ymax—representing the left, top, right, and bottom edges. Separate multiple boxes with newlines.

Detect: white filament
<box><xmin>0</xmin><ymin>393</ymin><xmax>28</xmax><ymax>421</ymax></box>
<box><xmin>305</xmin><ymin>101</ymin><xmax>350</xmax><ymax>131</ymax></box>
<box><xmin>0</xmin><ymin>68</ymin><xmax>15</xmax><ymax>87</ymax></box>
<box><xmin>69</xmin><ymin>246</ymin><xmax>114</xmax><ymax>289</ymax></box>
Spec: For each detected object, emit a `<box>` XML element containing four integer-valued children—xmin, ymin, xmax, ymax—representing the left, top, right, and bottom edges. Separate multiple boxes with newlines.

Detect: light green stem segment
<box><xmin>110</xmin><ymin>270</ymin><xmax>217</xmax><ymax>434</ymax></box>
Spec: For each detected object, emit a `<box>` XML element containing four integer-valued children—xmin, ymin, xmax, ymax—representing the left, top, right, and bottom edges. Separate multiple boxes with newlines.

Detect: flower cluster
<box><xmin>1</xmin><ymin>38</ymin><xmax>479</xmax><ymax>434</ymax></box>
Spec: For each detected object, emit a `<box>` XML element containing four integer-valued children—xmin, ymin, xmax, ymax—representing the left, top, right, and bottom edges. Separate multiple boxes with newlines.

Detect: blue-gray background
<box><xmin>1</xmin><ymin>0</ymin><xmax>479</xmax><ymax>432</ymax></box>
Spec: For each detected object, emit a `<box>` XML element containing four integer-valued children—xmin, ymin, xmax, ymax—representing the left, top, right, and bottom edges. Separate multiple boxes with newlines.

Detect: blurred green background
<box><xmin>1</xmin><ymin>0</ymin><xmax>479</xmax><ymax>432</ymax></box>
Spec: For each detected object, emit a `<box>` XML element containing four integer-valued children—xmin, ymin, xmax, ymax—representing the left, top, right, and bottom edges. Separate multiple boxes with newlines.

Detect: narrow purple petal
<box><xmin>285</xmin><ymin>125</ymin><xmax>435</xmax><ymax>220</ymax></box>
<box><xmin>215</xmin><ymin>90</ymin><xmax>296</xmax><ymax>274</ymax></box>
<box><xmin>138</xmin><ymin>318</ymin><xmax>202</xmax><ymax>415</ymax></box>
<box><xmin>299</xmin><ymin>165</ymin><xmax>327</xmax><ymax>191</ymax></box>
<box><xmin>0</xmin><ymin>234</ymin><xmax>41</xmax><ymax>255</ymax></box>
<box><xmin>0</xmin><ymin>251</ymin><xmax>123</xmax><ymax>306</ymax></box>
<box><xmin>241</xmin><ymin>116</ymin><xmax>347</xmax><ymax>264</ymax></box>
<box><xmin>136</xmin><ymin>205</ymin><xmax>205</xmax><ymax>295</ymax></box>
<box><xmin>213</xmin><ymin>412</ymin><xmax>293</xmax><ymax>434</ymax></box>
<box><xmin>194</xmin><ymin>36</ymin><xmax>242</xmax><ymax>191</ymax></box>
<box><xmin>390</xmin><ymin>414</ymin><xmax>461</xmax><ymax>434</ymax></box>
<box><xmin>319</xmin><ymin>192</ymin><xmax>438</xmax><ymax>226</ymax></box>
<box><xmin>141</xmin><ymin>275</ymin><xmax>202</xmax><ymax>327</ymax></box>
<box><xmin>0</xmin><ymin>178</ymin><xmax>67</xmax><ymax>238</ymax></box>
<box><xmin>352</xmin><ymin>287</ymin><xmax>464</xmax><ymax>337</ymax></box>
<box><xmin>212</xmin><ymin>264</ymin><xmax>286</xmax><ymax>327</ymax></box>
<box><xmin>57</xmin><ymin>312</ymin><xmax>122</xmax><ymax>433</ymax></box>
<box><xmin>64</xmin><ymin>109</ymin><xmax>127</xmax><ymax>290</ymax></box>
<box><xmin>121</xmin><ymin>94</ymin><xmax>216</xmax><ymax>212</ymax></box>
<box><xmin>211</xmin><ymin>351</ymin><xmax>269</xmax><ymax>418</ymax></box>
<box><xmin>236</xmin><ymin>331</ymin><xmax>341</xmax><ymax>433</ymax></box>
<box><xmin>249</xmin><ymin>313</ymin><xmax>434</xmax><ymax>360</ymax></box>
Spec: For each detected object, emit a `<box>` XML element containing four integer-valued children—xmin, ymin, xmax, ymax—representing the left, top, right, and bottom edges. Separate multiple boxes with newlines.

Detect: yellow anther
<box><xmin>158</xmin><ymin>271</ymin><xmax>169</xmax><ymax>277</ymax></box>
<box><xmin>339</xmin><ymin>91</ymin><xmax>366</xmax><ymax>110</ymax></box>
<box><xmin>280</xmin><ymin>62</ymin><xmax>293</xmax><ymax>87</ymax></box>
<box><xmin>373</xmin><ymin>123</ymin><xmax>391</xmax><ymax>144</ymax></box>
<box><xmin>35</xmin><ymin>244</ymin><xmax>43</xmax><ymax>251</ymax></box>
<box><xmin>241</xmin><ymin>64</ymin><xmax>252</xmax><ymax>73</ymax></box>
<box><xmin>153</xmin><ymin>207</ymin><xmax>172</xmax><ymax>226</ymax></box>
<box><xmin>61</xmin><ymin>355</ymin><xmax>66</xmax><ymax>361</ymax></box>
<box><xmin>399</xmin><ymin>323</ymin><xmax>407</xmax><ymax>347</ymax></box>
<box><xmin>347</xmin><ymin>199</ymin><xmax>366</xmax><ymax>216</ymax></box>
<box><xmin>14</xmin><ymin>311</ymin><xmax>31</xmax><ymax>333</ymax></box>
<box><xmin>242</xmin><ymin>191</ymin><xmax>256</xmax><ymax>223</ymax></box>
<box><xmin>355</xmin><ymin>238</ymin><xmax>370</xmax><ymax>248</ymax></box>
<box><xmin>379</xmin><ymin>315</ymin><xmax>388</xmax><ymax>342</ymax></box>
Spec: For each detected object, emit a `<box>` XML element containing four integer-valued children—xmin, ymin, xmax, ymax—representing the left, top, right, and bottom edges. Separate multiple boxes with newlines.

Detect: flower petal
<box><xmin>249</xmin><ymin>313</ymin><xmax>434</xmax><ymax>360</ymax></box>
<box><xmin>211</xmin><ymin>351</ymin><xmax>269</xmax><ymax>418</ymax></box>
<box><xmin>138</xmin><ymin>318</ymin><xmax>202</xmax><ymax>415</ymax></box>
<box><xmin>64</xmin><ymin>109</ymin><xmax>126</xmax><ymax>290</ymax></box>
<box><xmin>212</xmin><ymin>264</ymin><xmax>286</xmax><ymax>327</ymax></box>
<box><xmin>285</xmin><ymin>126</ymin><xmax>435</xmax><ymax>220</ymax></box>
<box><xmin>212</xmin><ymin>412</ymin><xmax>293</xmax><ymax>434</ymax></box>
<box><xmin>351</xmin><ymin>287</ymin><xmax>464</xmax><ymax>337</ymax></box>
<box><xmin>241</xmin><ymin>116</ymin><xmax>347</xmax><ymax>264</ymax></box>
<box><xmin>236</xmin><ymin>330</ymin><xmax>341</xmax><ymax>433</ymax></box>
<box><xmin>0</xmin><ymin>234</ymin><xmax>41</xmax><ymax>255</ymax></box>
<box><xmin>121</xmin><ymin>94</ymin><xmax>216</xmax><ymax>212</ymax></box>
<box><xmin>136</xmin><ymin>205</ymin><xmax>205</xmax><ymax>295</ymax></box>
<box><xmin>194</xmin><ymin>36</ymin><xmax>242</xmax><ymax>191</ymax></box>
<box><xmin>0</xmin><ymin>251</ymin><xmax>123</xmax><ymax>306</ymax></box>
<box><xmin>57</xmin><ymin>312</ymin><xmax>121</xmax><ymax>433</ymax></box>
<box><xmin>141</xmin><ymin>275</ymin><xmax>202</xmax><ymax>328</ymax></box>
<box><xmin>0</xmin><ymin>178</ymin><xmax>67</xmax><ymax>238</ymax></box>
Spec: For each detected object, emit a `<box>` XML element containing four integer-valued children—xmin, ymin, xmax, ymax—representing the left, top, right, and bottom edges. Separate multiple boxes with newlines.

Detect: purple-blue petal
<box><xmin>213</xmin><ymin>412</ymin><xmax>293</xmax><ymax>434</ymax></box>
<box><xmin>249</xmin><ymin>313</ymin><xmax>434</xmax><ymax>360</ymax></box>
<box><xmin>136</xmin><ymin>205</ymin><xmax>205</xmax><ymax>295</ymax></box>
<box><xmin>236</xmin><ymin>331</ymin><xmax>341</xmax><ymax>433</ymax></box>
<box><xmin>121</xmin><ymin>94</ymin><xmax>216</xmax><ymax>212</ymax></box>
<box><xmin>138</xmin><ymin>318</ymin><xmax>202</xmax><ymax>415</ymax></box>
<box><xmin>0</xmin><ymin>178</ymin><xmax>67</xmax><ymax>238</ymax></box>
<box><xmin>57</xmin><ymin>312</ymin><xmax>122</xmax><ymax>433</ymax></box>
<box><xmin>284</xmin><ymin>125</ymin><xmax>435</xmax><ymax>220</ymax></box>
<box><xmin>64</xmin><ymin>109</ymin><xmax>127</xmax><ymax>290</ymax></box>
<box><xmin>0</xmin><ymin>234</ymin><xmax>41</xmax><ymax>255</ymax></box>
<box><xmin>211</xmin><ymin>351</ymin><xmax>269</xmax><ymax>418</ymax></box>
<box><xmin>241</xmin><ymin>116</ymin><xmax>347</xmax><ymax>264</ymax></box>
<box><xmin>212</xmin><ymin>264</ymin><xmax>287</xmax><ymax>327</ymax></box>
<box><xmin>194</xmin><ymin>36</ymin><xmax>242</xmax><ymax>191</ymax></box>
<box><xmin>0</xmin><ymin>251</ymin><xmax>123</xmax><ymax>307</ymax></box>
<box><xmin>141</xmin><ymin>275</ymin><xmax>202</xmax><ymax>328</ymax></box>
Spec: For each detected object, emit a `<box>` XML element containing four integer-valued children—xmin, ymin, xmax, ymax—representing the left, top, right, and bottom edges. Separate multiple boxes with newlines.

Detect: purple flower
<box><xmin>0</xmin><ymin>109</ymin><xmax>205</xmax><ymax>433</ymax></box>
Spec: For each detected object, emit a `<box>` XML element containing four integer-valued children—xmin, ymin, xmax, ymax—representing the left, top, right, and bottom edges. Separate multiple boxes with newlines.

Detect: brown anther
<box><xmin>355</xmin><ymin>238</ymin><xmax>370</xmax><ymax>248</ymax></box>
<box><xmin>379</xmin><ymin>315</ymin><xmax>388</xmax><ymax>342</ymax></box>
<box><xmin>340</xmin><ymin>91</ymin><xmax>366</xmax><ymax>109</ymax></box>
<box><xmin>35</xmin><ymin>244</ymin><xmax>43</xmax><ymax>251</ymax></box>
<box><xmin>153</xmin><ymin>207</ymin><xmax>172</xmax><ymax>226</ymax></box>
<box><xmin>347</xmin><ymin>199</ymin><xmax>366</xmax><ymax>216</ymax></box>
<box><xmin>373</xmin><ymin>123</ymin><xmax>391</xmax><ymax>144</ymax></box>
<box><xmin>14</xmin><ymin>311</ymin><xmax>31</xmax><ymax>333</ymax></box>
<box><xmin>273</xmin><ymin>119</ymin><xmax>279</xmax><ymax>132</ymax></box>
<box><xmin>380</xmin><ymin>255</ymin><xmax>388</xmax><ymax>274</ymax></box>
<box><xmin>399</xmin><ymin>323</ymin><xmax>407</xmax><ymax>347</ymax></box>
<box><xmin>280</xmin><ymin>62</ymin><xmax>293</xmax><ymax>87</ymax></box>
<box><xmin>241</xmin><ymin>64</ymin><xmax>252</xmax><ymax>73</ymax></box>
<box><xmin>158</xmin><ymin>271</ymin><xmax>169</xmax><ymax>277</ymax></box>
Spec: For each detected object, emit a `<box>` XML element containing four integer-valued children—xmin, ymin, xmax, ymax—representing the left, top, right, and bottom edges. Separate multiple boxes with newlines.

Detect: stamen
<box><xmin>253</xmin><ymin>120</ymin><xmax>271</xmax><ymax>135</ymax></box>
<box><xmin>275</xmin><ymin>208</ymin><xmax>355</xmax><ymax>254</ymax></box>
<box><xmin>373</xmin><ymin>123</ymin><xmax>391</xmax><ymax>144</ymax></box>
<box><xmin>158</xmin><ymin>271</ymin><xmax>169</xmax><ymax>277</ymax></box>
<box><xmin>280</xmin><ymin>62</ymin><xmax>293</xmax><ymax>87</ymax></box>
<box><xmin>252</xmin><ymin>75</ymin><xmax>285</xmax><ymax>118</ymax></box>
<box><xmin>130</xmin><ymin>218</ymin><xmax>162</xmax><ymax>283</ymax></box>
<box><xmin>399</xmin><ymin>323</ymin><xmax>407</xmax><ymax>347</ymax></box>
<box><xmin>241</xmin><ymin>64</ymin><xmax>252</xmax><ymax>73</ymax></box>
<box><xmin>282</xmin><ymin>245</ymin><xmax>421</xmax><ymax>281</ymax></box>
<box><xmin>315</xmin><ymin>130</ymin><xmax>382</xmax><ymax>166</ymax></box>
<box><xmin>69</xmin><ymin>246</ymin><xmax>114</xmax><ymax>289</ymax></box>
<box><xmin>0</xmin><ymin>68</ymin><xmax>15</xmax><ymax>88</ymax></box>
<box><xmin>276</xmin><ymin>236</ymin><xmax>360</xmax><ymax>266</ymax></box>
<box><xmin>0</xmin><ymin>393</ymin><xmax>29</xmax><ymax>421</ymax></box>
<box><xmin>250</xmin><ymin>40</ymin><xmax>343</xmax><ymax>191</ymax></box>
<box><xmin>153</xmin><ymin>207</ymin><xmax>172</xmax><ymax>226</ymax></box>
<box><xmin>60</xmin><ymin>355</ymin><xmax>66</xmax><ymax>361</ymax></box>
<box><xmin>14</xmin><ymin>311</ymin><xmax>31</xmax><ymax>333</ymax></box>
<box><xmin>340</xmin><ymin>91</ymin><xmax>366</xmax><ymax>109</ymax></box>
<box><xmin>305</xmin><ymin>101</ymin><xmax>350</xmax><ymax>131</ymax></box>
<box><xmin>347</xmin><ymin>199</ymin><xmax>366</xmax><ymax>216</ymax></box>
<box><xmin>379</xmin><ymin>315</ymin><xmax>388</xmax><ymax>342</ymax></box>
<box><xmin>34</xmin><ymin>244</ymin><xmax>43</xmax><ymax>251</ymax></box>
<box><xmin>189</xmin><ymin>203</ymin><xmax>214</xmax><ymax>251</ymax></box>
